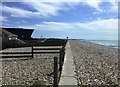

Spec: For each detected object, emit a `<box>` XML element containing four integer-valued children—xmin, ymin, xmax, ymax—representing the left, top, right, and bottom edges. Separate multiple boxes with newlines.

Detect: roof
<box><xmin>3</xmin><ymin>28</ymin><xmax>34</xmax><ymax>31</ymax></box>
<box><xmin>0</xmin><ymin>28</ymin><xmax>17</xmax><ymax>36</ymax></box>
<box><xmin>2</xmin><ymin>28</ymin><xmax>34</xmax><ymax>40</ymax></box>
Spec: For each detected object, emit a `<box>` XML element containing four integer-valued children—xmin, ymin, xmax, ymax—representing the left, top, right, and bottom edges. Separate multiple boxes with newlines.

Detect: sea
<box><xmin>88</xmin><ymin>40</ymin><xmax>118</xmax><ymax>48</ymax></box>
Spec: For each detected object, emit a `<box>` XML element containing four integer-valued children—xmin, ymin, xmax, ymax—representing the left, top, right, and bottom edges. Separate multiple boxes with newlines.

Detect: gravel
<box><xmin>69</xmin><ymin>40</ymin><xmax>119</xmax><ymax>86</ymax></box>
<box><xmin>0</xmin><ymin>47</ymin><xmax>60</xmax><ymax>86</ymax></box>
<box><xmin>1</xmin><ymin>41</ymin><xmax>119</xmax><ymax>86</ymax></box>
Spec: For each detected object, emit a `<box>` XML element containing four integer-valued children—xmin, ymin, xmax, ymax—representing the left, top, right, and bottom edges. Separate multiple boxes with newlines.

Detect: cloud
<box><xmin>83</xmin><ymin>0</ymin><xmax>102</xmax><ymax>12</ymax></box>
<box><xmin>20</xmin><ymin>0</ymin><xmax>104</xmax><ymax>16</ymax></box>
<box><xmin>2</xmin><ymin>0</ymin><xmax>118</xmax><ymax>19</ymax></box>
<box><xmin>18</xmin><ymin>22</ymin><xmax>73</xmax><ymax>31</ymax></box>
<box><xmin>0</xmin><ymin>16</ymin><xmax>7</xmax><ymax>21</ymax></box>
<box><xmin>108</xmin><ymin>0</ymin><xmax>118</xmax><ymax>13</ymax></box>
<box><xmin>19</xmin><ymin>18</ymin><xmax>117</xmax><ymax>32</ymax></box>
<box><xmin>2</xmin><ymin>6</ymin><xmax>41</xmax><ymax>18</ymax></box>
<box><xmin>83</xmin><ymin>0</ymin><xmax>118</xmax><ymax>13</ymax></box>
<box><xmin>78</xmin><ymin>18</ymin><xmax>118</xmax><ymax>31</ymax></box>
<box><xmin>2</xmin><ymin>1</ymin><xmax>69</xmax><ymax>18</ymax></box>
<box><xmin>16</xmin><ymin>18</ymin><xmax>117</xmax><ymax>40</ymax></box>
<box><xmin>16</xmin><ymin>20</ymin><xmax>28</xmax><ymax>24</ymax></box>
<box><xmin>21</xmin><ymin>0</ymin><xmax>66</xmax><ymax>17</ymax></box>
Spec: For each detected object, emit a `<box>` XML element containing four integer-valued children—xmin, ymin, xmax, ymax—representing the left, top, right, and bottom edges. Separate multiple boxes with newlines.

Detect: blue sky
<box><xmin>0</xmin><ymin>0</ymin><xmax>118</xmax><ymax>40</ymax></box>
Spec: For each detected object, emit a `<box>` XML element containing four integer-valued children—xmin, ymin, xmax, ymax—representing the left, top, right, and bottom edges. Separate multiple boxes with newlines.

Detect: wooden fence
<box><xmin>0</xmin><ymin>46</ymin><xmax>65</xmax><ymax>86</ymax></box>
<box><xmin>32</xmin><ymin>46</ymin><xmax>65</xmax><ymax>86</ymax></box>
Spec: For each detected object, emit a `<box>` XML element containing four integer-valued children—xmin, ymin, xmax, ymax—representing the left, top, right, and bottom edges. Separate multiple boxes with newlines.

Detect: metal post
<box><xmin>54</xmin><ymin>56</ymin><xmax>58</xmax><ymax>87</ymax></box>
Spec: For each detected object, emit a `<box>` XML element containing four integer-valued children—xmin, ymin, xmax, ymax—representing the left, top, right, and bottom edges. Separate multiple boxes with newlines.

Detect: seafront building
<box><xmin>2</xmin><ymin>28</ymin><xmax>34</xmax><ymax>40</ymax></box>
<box><xmin>0</xmin><ymin>28</ymin><xmax>18</xmax><ymax>41</ymax></box>
<box><xmin>0</xmin><ymin>28</ymin><xmax>34</xmax><ymax>49</ymax></box>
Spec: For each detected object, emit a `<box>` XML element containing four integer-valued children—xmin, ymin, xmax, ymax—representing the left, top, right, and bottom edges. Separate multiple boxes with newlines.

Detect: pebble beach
<box><xmin>69</xmin><ymin>40</ymin><xmax>118</xmax><ymax>86</ymax></box>
<box><xmin>0</xmin><ymin>47</ymin><xmax>60</xmax><ymax>86</ymax></box>
<box><xmin>0</xmin><ymin>40</ymin><xmax>119</xmax><ymax>86</ymax></box>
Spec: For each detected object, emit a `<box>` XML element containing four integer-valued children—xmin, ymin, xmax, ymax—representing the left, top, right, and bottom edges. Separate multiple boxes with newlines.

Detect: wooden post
<box><xmin>54</xmin><ymin>56</ymin><xmax>58</xmax><ymax>87</ymax></box>
<box><xmin>62</xmin><ymin>46</ymin><xmax>65</xmax><ymax>62</ymax></box>
<box><xmin>59</xmin><ymin>47</ymin><xmax>63</xmax><ymax>71</ymax></box>
<box><xmin>31</xmin><ymin>46</ymin><xmax>33</xmax><ymax>58</ymax></box>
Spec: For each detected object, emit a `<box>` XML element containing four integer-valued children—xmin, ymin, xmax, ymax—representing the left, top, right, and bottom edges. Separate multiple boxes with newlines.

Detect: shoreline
<box><xmin>71</xmin><ymin>39</ymin><xmax>118</xmax><ymax>49</ymax></box>
<box><xmin>69</xmin><ymin>40</ymin><xmax>118</xmax><ymax>85</ymax></box>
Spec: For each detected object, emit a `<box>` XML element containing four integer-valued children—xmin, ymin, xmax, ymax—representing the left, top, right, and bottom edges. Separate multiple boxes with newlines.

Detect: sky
<box><xmin>0</xmin><ymin>0</ymin><xmax>119</xmax><ymax>40</ymax></box>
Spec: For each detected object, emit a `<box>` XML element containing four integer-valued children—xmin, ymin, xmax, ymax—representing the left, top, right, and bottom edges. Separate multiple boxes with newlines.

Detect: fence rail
<box><xmin>1</xmin><ymin>46</ymin><xmax>65</xmax><ymax>86</ymax></box>
<box><xmin>0</xmin><ymin>55</ymin><xmax>32</xmax><ymax>58</ymax></box>
<box><xmin>32</xmin><ymin>48</ymin><xmax>62</xmax><ymax>50</ymax></box>
<box><xmin>1</xmin><ymin>52</ymin><xmax>31</xmax><ymax>54</ymax></box>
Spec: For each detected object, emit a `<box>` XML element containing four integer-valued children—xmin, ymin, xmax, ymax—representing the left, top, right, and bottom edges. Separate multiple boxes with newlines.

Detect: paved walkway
<box><xmin>59</xmin><ymin>41</ymin><xmax>78</xmax><ymax>86</ymax></box>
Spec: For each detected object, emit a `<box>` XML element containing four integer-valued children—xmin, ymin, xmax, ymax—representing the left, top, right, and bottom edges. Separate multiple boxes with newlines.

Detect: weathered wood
<box><xmin>33</xmin><ymin>51</ymin><xmax>60</xmax><ymax>54</ymax></box>
<box><xmin>59</xmin><ymin>46</ymin><xmax>65</xmax><ymax>71</ymax></box>
<box><xmin>0</xmin><ymin>55</ymin><xmax>32</xmax><ymax>58</ymax></box>
<box><xmin>59</xmin><ymin>49</ymin><xmax>62</xmax><ymax>71</ymax></box>
<box><xmin>33</xmin><ymin>48</ymin><xmax>61</xmax><ymax>50</ymax></box>
<box><xmin>31</xmin><ymin>46</ymin><xmax>33</xmax><ymax>58</ymax></box>
<box><xmin>54</xmin><ymin>56</ymin><xmax>58</xmax><ymax>87</ymax></box>
<box><xmin>1</xmin><ymin>52</ymin><xmax>31</xmax><ymax>54</ymax></box>
<box><xmin>62</xmin><ymin>47</ymin><xmax>65</xmax><ymax>62</ymax></box>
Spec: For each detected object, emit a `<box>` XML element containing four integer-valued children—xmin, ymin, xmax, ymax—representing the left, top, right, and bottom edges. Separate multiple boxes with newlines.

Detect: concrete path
<box><xmin>59</xmin><ymin>41</ymin><xmax>78</xmax><ymax>86</ymax></box>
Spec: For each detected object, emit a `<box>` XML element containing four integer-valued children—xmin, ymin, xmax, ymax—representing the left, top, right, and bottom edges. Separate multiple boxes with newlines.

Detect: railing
<box><xmin>0</xmin><ymin>46</ymin><xmax>65</xmax><ymax>86</ymax></box>
<box><xmin>0</xmin><ymin>46</ymin><xmax>62</xmax><ymax>58</ymax></box>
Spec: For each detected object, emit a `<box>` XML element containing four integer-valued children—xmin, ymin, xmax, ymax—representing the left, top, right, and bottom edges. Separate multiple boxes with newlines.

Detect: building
<box><xmin>0</xmin><ymin>28</ymin><xmax>34</xmax><ymax>49</ymax></box>
<box><xmin>0</xmin><ymin>28</ymin><xmax>18</xmax><ymax>49</ymax></box>
<box><xmin>3</xmin><ymin>28</ymin><xmax>34</xmax><ymax>40</ymax></box>
<box><xmin>0</xmin><ymin>28</ymin><xmax>18</xmax><ymax>41</ymax></box>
